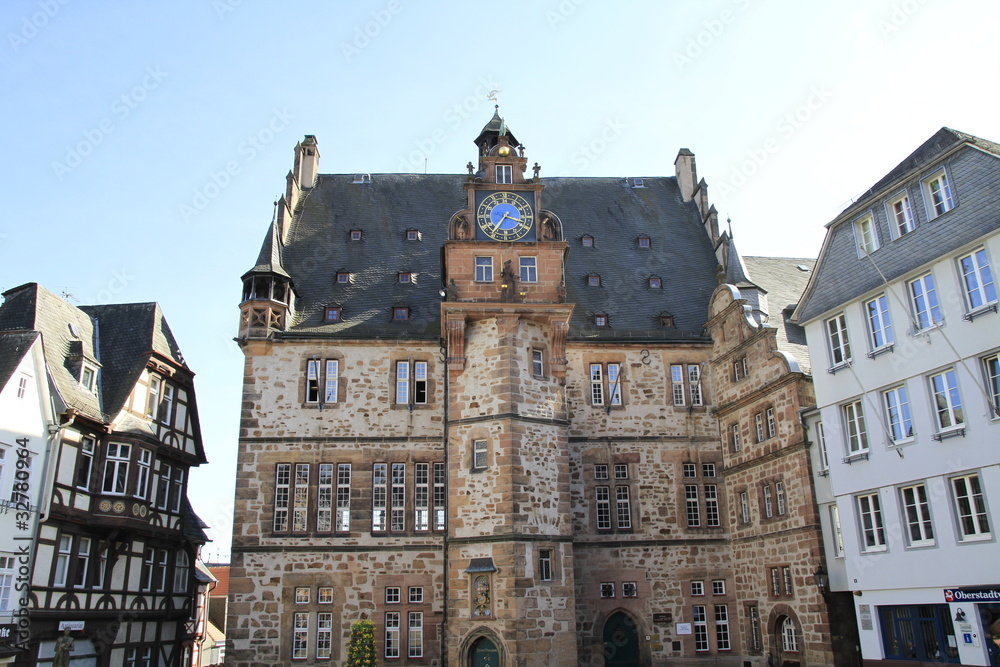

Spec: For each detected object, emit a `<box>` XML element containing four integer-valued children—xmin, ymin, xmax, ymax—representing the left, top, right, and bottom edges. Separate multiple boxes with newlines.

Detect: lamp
<box><xmin>814</xmin><ymin>566</ymin><xmax>829</xmax><ymax>595</ymax></box>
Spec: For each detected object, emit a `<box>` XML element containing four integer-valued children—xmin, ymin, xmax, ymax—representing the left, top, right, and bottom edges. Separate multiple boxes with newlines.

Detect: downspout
<box><xmin>440</xmin><ymin>334</ymin><xmax>450</xmax><ymax>667</ymax></box>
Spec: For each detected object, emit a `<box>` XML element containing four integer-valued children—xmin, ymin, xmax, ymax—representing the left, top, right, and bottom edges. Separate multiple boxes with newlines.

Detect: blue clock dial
<box><xmin>476</xmin><ymin>192</ymin><xmax>534</xmax><ymax>241</ymax></box>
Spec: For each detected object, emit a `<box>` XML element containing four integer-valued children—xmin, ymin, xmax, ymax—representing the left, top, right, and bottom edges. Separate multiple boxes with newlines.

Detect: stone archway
<box><xmin>602</xmin><ymin>611</ymin><xmax>641</xmax><ymax>667</ymax></box>
<box><xmin>771</xmin><ymin>613</ymin><xmax>802</xmax><ymax>667</ymax></box>
<box><xmin>461</xmin><ymin>628</ymin><xmax>505</xmax><ymax>667</ymax></box>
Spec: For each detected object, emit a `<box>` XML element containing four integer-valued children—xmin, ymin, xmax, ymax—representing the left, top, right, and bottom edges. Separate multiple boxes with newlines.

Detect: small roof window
<box><xmin>588</xmin><ymin>274</ymin><xmax>601</xmax><ymax>287</ymax></box>
<box><xmin>336</xmin><ymin>271</ymin><xmax>351</xmax><ymax>284</ymax></box>
<box><xmin>350</xmin><ymin>229</ymin><xmax>363</xmax><ymax>241</ymax></box>
<box><xmin>324</xmin><ymin>306</ymin><xmax>342</xmax><ymax>322</ymax></box>
<box><xmin>352</xmin><ymin>174</ymin><xmax>371</xmax><ymax>184</ymax></box>
<box><xmin>594</xmin><ymin>313</ymin><xmax>609</xmax><ymax>327</ymax></box>
<box><xmin>649</xmin><ymin>276</ymin><xmax>662</xmax><ymax>289</ymax></box>
<box><xmin>582</xmin><ymin>235</ymin><xmax>594</xmax><ymax>248</ymax></box>
<box><xmin>398</xmin><ymin>272</ymin><xmax>412</xmax><ymax>284</ymax></box>
<box><xmin>406</xmin><ymin>229</ymin><xmax>421</xmax><ymax>241</ymax></box>
<box><xmin>393</xmin><ymin>306</ymin><xmax>410</xmax><ymax>321</ymax></box>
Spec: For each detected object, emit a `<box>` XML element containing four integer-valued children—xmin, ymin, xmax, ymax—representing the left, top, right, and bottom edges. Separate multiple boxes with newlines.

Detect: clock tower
<box><xmin>442</xmin><ymin>111</ymin><xmax>578</xmax><ymax>665</ymax></box>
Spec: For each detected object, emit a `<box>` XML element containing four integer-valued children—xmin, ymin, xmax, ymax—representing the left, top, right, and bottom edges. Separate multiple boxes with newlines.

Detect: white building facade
<box><xmin>795</xmin><ymin>129</ymin><xmax>1000</xmax><ymax>667</ymax></box>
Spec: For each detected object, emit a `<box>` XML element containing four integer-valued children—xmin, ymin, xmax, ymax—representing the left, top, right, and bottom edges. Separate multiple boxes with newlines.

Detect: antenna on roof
<box><xmin>60</xmin><ymin>290</ymin><xmax>78</xmax><ymax>303</ymax></box>
<box><xmin>271</xmin><ymin>197</ymin><xmax>279</xmax><ymax>224</ymax></box>
<box><xmin>727</xmin><ymin>216</ymin><xmax>733</xmax><ymax>237</ymax></box>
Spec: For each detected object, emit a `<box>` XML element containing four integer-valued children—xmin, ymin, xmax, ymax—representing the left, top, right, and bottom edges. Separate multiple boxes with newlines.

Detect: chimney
<box><xmin>295</xmin><ymin>135</ymin><xmax>320</xmax><ymax>189</ymax></box>
<box><xmin>674</xmin><ymin>148</ymin><xmax>697</xmax><ymax>202</ymax></box>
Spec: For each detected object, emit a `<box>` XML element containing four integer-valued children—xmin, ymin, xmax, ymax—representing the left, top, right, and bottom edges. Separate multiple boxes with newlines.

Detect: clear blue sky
<box><xmin>2</xmin><ymin>0</ymin><xmax>998</xmax><ymax>560</ymax></box>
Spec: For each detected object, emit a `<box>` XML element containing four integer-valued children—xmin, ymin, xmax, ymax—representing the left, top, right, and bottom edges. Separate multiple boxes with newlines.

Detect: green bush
<box><xmin>346</xmin><ymin>619</ymin><xmax>377</xmax><ymax>667</ymax></box>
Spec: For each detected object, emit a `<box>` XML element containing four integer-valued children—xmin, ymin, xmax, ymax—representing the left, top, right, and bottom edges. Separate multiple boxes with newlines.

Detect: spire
<box><xmin>474</xmin><ymin>106</ymin><xmax>520</xmax><ymax>151</ymax></box>
<box><xmin>243</xmin><ymin>221</ymin><xmax>290</xmax><ymax>280</ymax></box>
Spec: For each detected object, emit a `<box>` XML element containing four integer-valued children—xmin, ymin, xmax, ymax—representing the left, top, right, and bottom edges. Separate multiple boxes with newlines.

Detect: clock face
<box><xmin>476</xmin><ymin>191</ymin><xmax>534</xmax><ymax>241</ymax></box>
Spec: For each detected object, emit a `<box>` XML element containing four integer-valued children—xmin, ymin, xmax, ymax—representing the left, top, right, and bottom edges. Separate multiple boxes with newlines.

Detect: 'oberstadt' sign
<box><xmin>944</xmin><ymin>588</ymin><xmax>1000</xmax><ymax>602</ymax></box>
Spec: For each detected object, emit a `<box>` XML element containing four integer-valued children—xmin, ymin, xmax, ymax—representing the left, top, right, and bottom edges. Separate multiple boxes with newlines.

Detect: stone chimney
<box><xmin>295</xmin><ymin>135</ymin><xmax>320</xmax><ymax>189</ymax></box>
<box><xmin>674</xmin><ymin>148</ymin><xmax>697</xmax><ymax>202</ymax></box>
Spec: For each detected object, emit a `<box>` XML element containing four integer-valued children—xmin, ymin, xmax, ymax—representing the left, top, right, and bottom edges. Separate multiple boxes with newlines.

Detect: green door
<box><xmin>603</xmin><ymin>612</ymin><xmax>640</xmax><ymax>666</ymax></box>
<box><xmin>471</xmin><ymin>637</ymin><xmax>500</xmax><ymax>667</ymax></box>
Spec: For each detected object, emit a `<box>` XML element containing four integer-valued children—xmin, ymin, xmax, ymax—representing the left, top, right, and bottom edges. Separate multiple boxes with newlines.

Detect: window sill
<box><xmin>866</xmin><ymin>344</ymin><xmax>894</xmax><ymax>360</ymax></box>
<box><xmin>827</xmin><ymin>361</ymin><xmax>852</xmax><ymax>375</ymax></box>
<box><xmin>911</xmin><ymin>321</ymin><xmax>944</xmax><ymax>336</ymax></box>
<box><xmin>887</xmin><ymin>437</ymin><xmax>915</xmax><ymax>448</ymax></box>
<box><xmin>842</xmin><ymin>452</ymin><xmax>869</xmax><ymax>464</ymax></box>
<box><xmin>906</xmin><ymin>541</ymin><xmax>936</xmax><ymax>549</ymax></box>
<box><xmin>861</xmin><ymin>546</ymin><xmax>888</xmax><ymax>554</ymax></box>
<box><xmin>931</xmin><ymin>427</ymin><xmax>965</xmax><ymax>441</ymax></box>
<box><xmin>963</xmin><ymin>302</ymin><xmax>998</xmax><ymax>322</ymax></box>
<box><xmin>958</xmin><ymin>533</ymin><xmax>992</xmax><ymax>543</ymax></box>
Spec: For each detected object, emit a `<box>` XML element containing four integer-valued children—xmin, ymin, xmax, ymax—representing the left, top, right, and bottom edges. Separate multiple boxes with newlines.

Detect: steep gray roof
<box><xmin>743</xmin><ymin>257</ymin><xmax>815</xmax><ymax>375</ymax></box>
<box><xmin>0</xmin><ymin>330</ymin><xmax>40</xmax><ymax>392</ymax></box>
<box><xmin>272</xmin><ymin>174</ymin><xmax>719</xmax><ymax>341</ymax></box>
<box><xmin>243</xmin><ymin>221</ymin><xmax>290</xmax><ymax>279</ymax></box>
<box><xmin>796</xmin><ymin>129</ymin><xmax>1000</xmax><ymax>323</ymax></box>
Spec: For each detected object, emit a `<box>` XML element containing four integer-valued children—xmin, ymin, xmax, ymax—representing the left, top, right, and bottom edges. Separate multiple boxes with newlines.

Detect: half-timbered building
<box><xmin>0</xmin><ymin>283</ymin><xmax>209</xmax><ymax>667</ymax></box>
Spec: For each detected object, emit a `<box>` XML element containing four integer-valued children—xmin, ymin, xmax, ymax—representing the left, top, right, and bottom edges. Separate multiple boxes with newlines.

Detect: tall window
<box><xmin>857</xmin><ymin>492</ymin><xmax>886</xmax><ymax>551</ymax></box>
<box><xmin>781</xmin><ymin>617</ymin><xmax>799</xmax><ymax>652</ymax></box>
<box><xmin>755</xmin><ymin>413</ymin><xmax>765</xmax><ymax>443</ymax></box>
<box><xmin>688</xmin><ymin>365</ymin><xmax>702</xmax><ymax>406</ymax></box>
<box><xmin>952</xmin><ymin>473</ymin><xmax>990</xmax><ymax>540</ymax></box>
<box><xmin>763</xmin><ymin>485</ymin><xmax>773</xmax><ymax>518</ymax></box>
<box><xmin>292</xmin><ymin>464</ymin><xmax>309</xmax><ymax>532</ymax></box>
<box><xmin>53</xmin><ymin>536</ymin><xmax>71</xmax><ymax>587</ymax></box>
<box><xmin>590</xmin><ymin>363</ymin><xmax>622</xmax><ymax>406</ymax></box>
<box><xmin>748</xmin><ymin>606</ymin><xmax>762</xmax><ymax>651</ymax></box>
<box><xmin>775</xmin><ymin>482</ymin><xmax>786</xmax><ymax>515</ymax></box>
<box><xmin>705</xmin><ymin>485</ymin><xmax>720</xmax><ymax>527</ymax></box>
<box><xmin>293</xmin><ymin>613</ymin><xmax>309</xmax><ymax>660</ymax></box>
<box><xmin>866</xmin><ymin>295</ymin><xmax>894</xmax><ymax>350</ymax></box>
<box><xmin>519</xmin><ymin>257</ymin><xmax>537</xmax><ymax>283</ymax></box>
<box><xmin>433</xmin><ymin>463</ymin><xmax>446</xmax><ymax>531</ymax></box>
<box><xmin>816</xmin><ymin>421</ymin><xmax>829</xmax><ymax>471</ymax></box>
<box><xmin>733</xmin><ymin>357</ymin><xmax>748</xmax><ymax>381</ymax></box>
<box><xmin>539</xmin><ymin>549</ymin><xmax>553</xmax><ymax>581</ymax></box>
<box><xmin>616</xmin><ymin>486</ymin><xmax>632</xmax><ymax>529</ymax></box>
<box><xmin>883</xmin><ymin>386</ymin><xmax>913</xmax><ymax>443</ymax></box>
<box><xmin>317</xmin><ymin>464</ymin><xmax>333</xmax><ymax>532</ymax></box>
<box><xmin>305</xmin><ymin>359</ymin><xmax>340</xmax><ymax>404</ymax></box>
<box><xmin>909</xmin><ymin>273</ymin><xmax>941</xmax><ymax>330</ymax></box>
<box><xmin>146</xmin><ymin>376</ymin><xmax>160</xmax><ymax>418</ymax></box>
<box><xmin>475</xmin><ymin>256</ymin><xmax>493</xmax><ymax>282</ymax></box>
<box><xmin>739</xmin><ymin>491</ymin><xmax>750</xmax><ymax>524</ymax></box>
<box><xmin>685</xmin><ymin>485</ymin><xmax>700</xmax><ymax>527</ymax></box>
<box><xmin>958</xmin><ymin>248</ymin><xmax>997</xmax><ymax>311</ymax></box>
<box><xmin>985</xmin><ymin>354</ymin><xmax>1000</xmax><ymax>416</ymax></box>
<box><xmin>929</xmin><ymin>369</ymin><xmax>963</xmax><ymax>430</ymax></box>
<box><xmin>765</xmin><ymin>407</ymin><xmax>776</xmax><ymax>438</ymax></box>
<box><xmin>670</xmin><ymin>365</ymin><xmax>686</xmax><ymax>406</ymax></box>
<box><xmin>396</xmin><ymin>360</ymin><xmax>429</xmax><ymax>405</ymax></box>
<box><xmin>843</xmin><ymin>400</ymin><xmax>869</xmax><ymax>454</ymax></box>
<box><xmin>76</xmin><ymin>436</ymin><xmax>95</xmax><ymax>490</ymax></box>
<box><xmin>385</xmin><ymin>612</ymin><xmax>401</xmax><ymax>658</ymax></box>
<box><xmin>715</xmin><ymin>605</ymin><xmax>731</xmax><ymax>651</ymax></box>
<box><xmin>408</xmin><ymin>612</ymin><xmax>423</xmax><ymax>658</ymax></box>
<box><xmin>390</xmin><ymin>463</ymin><xmax>406</xmax><ymax>532</ymax></box>
<box><xmin>730</xmin><ymin>423</ymin><xmax>741</xmax><ymax>452</ymax></box>
<box><xmin>496</xmin><ymin>164</ymin><xmax>512</xmax><ymax>184</ymax></box>
<box><xmin>830</xmin><ymin>505</ymin><xmax>845</xmax><ymax>557</ymax></box>
<box><xmin>826</xmin><ymin>313</ymin><xmax>851</xmax><ymax>366</ymax></box>
<box><xmin>854</xmin><ymin>215</ymin><xmax>879</xmax><ymax>256</ymax></box>
<box><xmin>73</xmin><ymin>537</ymin><xmax>91</xmax><ymax>587</ymax></box>
<box><xmin>596</xmin><ymin>486</ymin><xmax>611</xmax><ymax>531</ymax></box>
<box><xmin>316</xmin><ymin>613</ymin><xmax>333</xmax><ymax>660</ymax></box>
<box><xmin>472</xmin><ymin>440</ymin><xmax>488</xmax><ymax>470</ymax></box>
<box><xmin>887</xmin><ymin>192</ymin><xmax>915</xmax><ymax>237</ymax></box>
<box><xmin>924</xmin><ymin>169</ymin><xmax>954</xmax><ymax>217</ymax></box>
<box><xmin>692</xmin><ymin>605</ymin><xmax>709</xmax><ymax>651</ymax></box>
<box><xmin>900</xmin><ymin>484</ymin><xmax>934</xmax><ymax>546</ymax></box>
<box><xmin>415</xmin><ymin>463</ymin><xmax>429</xmax><ymax>531</ymax></box>
<box><xmin>531</xmin><ymin>349</ymin><xmax>544</xmax><ymax>377</ymax></box>
<box><xmin>372</xmin><ymin>463</ymin><xmax>387</xmax><ymax>531</ymax></box>
<box><xmin>273</xmin><ymin>464</ymin><xmax>290</xmax><ymax>532</ymax></box>
<box><xmin>136</xmin><ymin>450</ymin><xmax>152</xmax><ymax>500</ymax></box>
<box><xmin>102</xmin><ymin>443</ymin><xmax>130</xmax><ymax>494</ymax></box>
<box><xmin>173</xmin><ymin>550</ymin><xmax>189</xmax><ymax>591</ymax></box>
<box><xmin>0</xmin><ymin>556</ymin><xmax>14</xmax><ymax>612</ymax></box>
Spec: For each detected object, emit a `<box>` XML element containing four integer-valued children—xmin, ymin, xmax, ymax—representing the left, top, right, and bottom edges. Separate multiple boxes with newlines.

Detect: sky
<box><xmin>2</xmin><ymin>0</ymin><xmax>998</xmax><ymax>561</ymax></box>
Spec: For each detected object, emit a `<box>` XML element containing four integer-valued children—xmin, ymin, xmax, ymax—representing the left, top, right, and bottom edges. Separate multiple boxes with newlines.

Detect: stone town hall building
<box><xmin>227</xmin><ymin>113</ymin><xmax>849</xmax><ymax>666</ymax></box>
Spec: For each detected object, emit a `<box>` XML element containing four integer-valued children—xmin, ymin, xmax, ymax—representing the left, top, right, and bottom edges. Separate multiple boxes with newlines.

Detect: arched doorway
<box><xmin>602</xmin><ymin>611</ymin><xmax>640</xmax><ymax>666</ymax></box>
<box><xmin>773</xmin><ymin>615</ymin><xmax>802</xmax><ymax>667</ymax></box>
<box><xmin>470</xmin><ymin>636</ymin><xmax>500</xmax><ymax>667</ymax></box>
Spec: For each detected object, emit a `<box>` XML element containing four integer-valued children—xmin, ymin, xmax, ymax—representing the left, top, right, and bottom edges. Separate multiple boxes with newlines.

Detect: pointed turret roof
<box><xmin>243</xmin><ymin>221</ymin><xmax>290</xmax><ymax>279</ymax></box>
<box><xmin>474</xmin><ymin>107</ymin><xmax>520</xmax><ymax>148</ymax></box>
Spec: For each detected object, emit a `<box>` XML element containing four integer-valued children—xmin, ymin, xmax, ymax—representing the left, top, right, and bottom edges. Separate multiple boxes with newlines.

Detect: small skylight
<box><xmin>352</xmin><ymin>174</ymin><xmax>372</xmax><ymax>184</ymax></box>
<box><xmin>796</xmin><ymin>265</ymin><xmax>811</xmax><ymax>272</ymax></box>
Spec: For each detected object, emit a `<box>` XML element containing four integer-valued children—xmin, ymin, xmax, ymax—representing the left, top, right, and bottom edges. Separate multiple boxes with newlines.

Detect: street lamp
<box><xmin>814</xmin><ymin>566</ymin><xmax>829</xmax><ymax>596</ymax></box>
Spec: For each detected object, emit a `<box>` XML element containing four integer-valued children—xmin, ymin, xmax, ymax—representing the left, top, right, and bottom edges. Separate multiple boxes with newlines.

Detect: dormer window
<box><xmin>81</xmin><ymin>364</ymin><xmax>97</xmax><ymax>392</ymax></box>
<box><xmin>324</xmin><ymin>306</ymin><xmax>342</xmax><ymax>322</ymax></box>
<box><xmin>352</xmin><ymin>174</ymin><xmax>371</xmax><ymax>184</ymax></box>
<box><xmin>649</xmin><ymin>277</ymin><xmax>662</xmax><ymax>289</ymax></box>
<box><xmin>393</xmin><ymin>307</ymin><xmax>410</xmax><ymax>321</ymax></box>
<box><xmin>496</xmin><ymin>165</ymin><xmax>512</xmax><ymax>184</ymax></box>
<box><xmin>350</xmin><ymin>229</ymin><xmax>363</xmax><ymax>241</ymax></box>
<box><xmin>406</xmin><ymin>229</ymin><xmax>420</xmax><ymax>241</ymax></box>
<box><xmin>582</xmin><ymin>235</ymin><xmax>594</xmax><ymax>248</ymax></box>
<box><xmin>659</xmin><ymin>313</ymin><xmax>675</xmax><ymax>328</ymax></box>
<box><xmin>594</xmin><ymin>313</ymin><xmax>609</xmax><ymax>327</ymax></box>
<box><xmin>398</xmin><ymin>272</ymin><xmax>412</xmax><ymax>284</ymax></box>
<box><xmin>68</xmin><ymin>323</ymin><xmax>81</xmax><ymax>339</ymax></box>
<box><xmin>336</xmin><ymin>272</ymin><xmax>351</xmax><ymax>284</ymax></box>
<box><xmin>632</xmin><ymin>178</ymin><xmax>644</xmax><ymax>188</ymax></box>
<box><xmin>588</xmin><ymin>274</ymin><xmax>602</xmax><ymax>287</ymax></box>
<box><xmin>638</xmin><ymin>236</ymin><xmax>651</xmax><ymax>248</ymax></box>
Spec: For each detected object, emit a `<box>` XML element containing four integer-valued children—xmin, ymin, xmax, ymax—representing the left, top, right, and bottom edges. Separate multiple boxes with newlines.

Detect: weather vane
<box><xmin>487</xmin><ymin>88</ymin><xmax>501</xmax><ymax>110</ymax></box>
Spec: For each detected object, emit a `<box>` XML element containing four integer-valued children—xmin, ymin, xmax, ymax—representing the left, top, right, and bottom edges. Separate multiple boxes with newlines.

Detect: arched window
<box><xmin>781</xmin><ymin>616</ymin><xmax>799</xmax><ymax>652</ymax></box>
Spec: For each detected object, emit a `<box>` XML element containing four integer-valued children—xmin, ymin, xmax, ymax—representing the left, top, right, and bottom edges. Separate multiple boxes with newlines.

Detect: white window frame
<box><xmin>958</xmin><ymin>247</ymin><xmax>997</xmax><ymax>312</ymax></box>
<box><xmin>519</xmin><ymin>256</ymin><xmax>537</xmax><ymax>283</ymax></box>
<box><xmin>857</xmin><ymin>492</ymin><xmax>887</xmax><ymax>552</ymax></box>
<box><xmin>826</xmin><ymin>313</ymin><xmax>851</xmax><ymax>367</ymax></box>
<box><xmin>763</xmin><ymin>485</ymin><xmax>773</xmax><ymax>518</ymax></box>
<box><xmin>883</xmin><ymin>386</ymin><xmax>914</xmax><ymax>443</ymax></box>
<box><xmin>317</xmin><ymin>464</ymin><xmax>333</xmax><ymax>532</ymax></box>
<box><xmin>596</xmin><ymin>485</ymin><xmax>611</xmax><ymax>531</ymax></box>
<box><xmin>292</xmin><ymin>613</ymin><xmax>309</xmax><ymax>660</ymax></box>
<box><xmin>475</xmin><ymin>256</ymin><xmax>494</xmax><ymax>282</ymax></box>
<box><xmin>390</xmin><ymin>463</ymin><xmax>405</xmax><ymax>532</ymax></box>
<box><xmin>816</xmin><ymin>421</ymin><xmax>829</xmax><ymax>472</ymax></box>
<box><xmin>739</xmin><ymin>491</ymin><xmax>750</xmax><ymax>524</ymax></box>
<box><xmin>685</xmin><ymin>485</ymin><xmax>700</xmax><ymax>527</ymax></box>
<box><xmin>102</xmin><ymin>443</ymin><xmax>131</xmax><ymax>495</ymax></box>
<box><xmin>909</xmin><ymin>272</ymin><xmax>942</xmax><ymax>331</ymax></box>
<box><xmin>690</xmin><ymin>580</ymin><xmax>705</xmax><ymax>596</ymax></box>
<box><xmin>830</xmin><ymin>504</ymin><xmax>845</xmax><ymax>557</ymax></box>
<box><xmin>715</xmin><ymin>605</ymin><xmax>731</xmax><ymax>651</ymax></box>
<box><xmin>531</xmin><ymin>349</ymin><xmax>544</xmax><ymax>377</ymax></box>
<box><xmin>952</xmin><ymin>473</ymin><xmax>990</xmax><ymax>541</ymax></box>
<box><xmin>671</xmin><ymin>365</ymin><xmax>686</xmax><ymax>406</ymax></box>
<box><xmin>689</xmin><ymin>365</ymin><xmax>702</xmax><ymax>406</ymax></box>
<box><xmin>886</xmin><ymin>191</ymin><xmax>915</xmax><ymax>238</ymax></box>
<box><xmin>900</xmin><ymin>484</ymin><xmax>934</xmax><ymax>547</ymax></box>
<box><xmin>273</xmin><ymin>463</ymin><xmax>290</xmax><ymax>532</ymax></box>
<box><xmin>472</xmin><ymin>439</ymin><xmax>488</xmax><ymax>471</ymax></box>
<box><xmin>408</xmin><ymin>586</ymin><xmax>423</xmax><ymax>604</ymax></box>
<box><xmin>985</xmin><ymin>354</ymin><xmax>1000</xmax><ymax>418</ymax></box>
<box><xmin>781</xmin><ymin>617</ymin><xmax>799</xmax><ymax>652</ymax></box>
<box><xmin>385</xmin><ymin>586</ymin><xmax>400</xmax><ymax>604</ymax></box>
<box><xmin>433</xmin><ymin>462</ymin><xmax>445</xmax><ymax>531</ymax></box>
<box><xmin>414</xmin><ymin>462</ymin><xmax>429</xmax><ymax>531</ymax></box>
<box><xmin>755</xmin><ymin>413</ymin><xmax>765</xmax><ymax>443</ymax></box>
<box><xmin>316</xmin><ymin>612</ymin><xmax>333</xmax><ymax>660</ymax></box>
<box><xmin>292</xmin><ymin>463</ymin><xmax>309</xmax><ymax>532</ymax></box>
<box><xmin>616</xmin><ymin>485</ymin><xmax>632</xmax><ymax>529</ymax></box>
<box><xmin>496</xmin><ymin>164</ymin><xmax>512</xmax><ymax>184</ymax></box>
<box><xmin>853</xmin><ymin>213</ymin><xmax>879</xmax><ymax>257</ymax></box>
<box><xmin>136</xmin><ymin>449</ymin><xmax>152</xmax><ymax>500</ymax></box>
<box><xmin>395</xmin><ymin>360</ymin><xmax>429</xmax><ymax>405</ymax></box>
<box><xmin>76</xmin><ymin>436</ymin><xmax>95</xmax><ymax>490</ymax></box>
<box><xmin>712</xmin><ymin>579</ymin><xmax>726</xmax><ymax>595</ymax></box>
<box><xmin>622</xmin><ymin>581</ymin><xmax>638</xmax><ymax>597</ymax></box>
<box><xmin>865</xmin><ymin>294</ymin><xmax>894</xmax><ymax>351</ymax></box>
<box><xmin>766</xmin><ymin>407</ymin><xmax>776</xmax><ymax>438</ymax></box>
<box><xmin>81</xmin><ymin>363</ymin><xmax>97</xmax><ymax>392</ymax></box>
<box><xmin>731</xmin><ymin>423</ymin><xmax>741</xmax><ymax>452</ymax></box>
<box><xmin>372</xmin><ymin>463</ymin><xmax>387</xmax><ymax>532</ymax></box>
<box><xmin>590</xmin><ymin>363</ymin><xmax>622</xmax><ymax>406</ymax></box>
<box><xmin>843</xmin><ymin>400</ymin><xmax>869</xmax><ymax>454</ymax></box>
<box><xmin>319</xmin><ymin>587</ymin><xmax>334</xmax><ymax>604</ymax></box>
<box><xmin>539</xmin><ymin>549</ymin><xmax>553</xmax><ymax>581</ymax></box>
<box><xmin>408</xmin><ymin>611</ymin><xmax>423</xmax><ymax>658</ymax></box>
<box><xmin>294</xmin><ymin>586</ymin><xmax>310</xmax><ymax>604</ymax></box>
<box><xmin>705</xmin><ymin>484</ymin><xmax>720</xmax><ymax>527</ymax></box>
<box><xmin>929</xmin><ymin>368</ymin><xmax>964</xmax><ymax>431</ymax></box>
<box><xmin>923</xmin><ymin>168</ymin><xmax>954</xmax><ymax>218</ymax></box>
<box><xmin>693</xmin><ymin>605</ymin><xmax>709</xmax><ymax>651</ymax></box>
<box><xmin>0</xmin><ymin>556</ymin><xmax>14</xmax><ymax>612</ymax></box>
<box><xmin>776</xmin><ymin>481</ymin><xmax>786</xmax><ymax>515</ymax></box>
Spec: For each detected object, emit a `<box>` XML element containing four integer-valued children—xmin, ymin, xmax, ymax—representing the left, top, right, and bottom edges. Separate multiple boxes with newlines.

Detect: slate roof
<box><xmin>796</xmin><ymin>128</ymin><xmax>1000</xmax><ymax>323</ymax></box>
<box><xmin>262</xmin><ymin>173</ymin><xmax>719</xmax><ymax>342</ymax></box>
<box><xmin>0</xmin><ymin>330</ymin><xmax>39</xmax><ymax>393</ymax></box>
<box><xmin>0</xmin><ymin>283</ymin><xmax>192</xmax><ymax>426</ymax></box>
<box><xmin>180</xmin><ymin>496</ymin><xmax>210</xmax><ymax>543</ymax></box>
<box><xmin>742</xmin><ymin>256</ymin><xmax>815</xmax><ymax>375</ymax></box>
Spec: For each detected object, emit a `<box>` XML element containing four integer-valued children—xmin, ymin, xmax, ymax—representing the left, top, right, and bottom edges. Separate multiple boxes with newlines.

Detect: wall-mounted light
<box><xmin>814</xmin><ymin>566</ymin><xmax>829</xmax><ymax>596</ymax></box>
